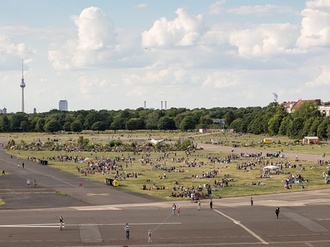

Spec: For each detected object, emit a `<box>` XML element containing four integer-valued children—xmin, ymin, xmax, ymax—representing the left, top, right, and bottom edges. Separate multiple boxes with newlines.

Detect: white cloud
<box><xmin>49</xmin><ymin>6</ymin><xmax>118</xmax><ymax>70</ymax></box>
<box><xmin>78</xmin><ymin>74</ymin><xmax>109</xmax><ymax>100</ymax></box>
<box><xmin>202</xmin><ymin>70</ymin><xmax>241</xmax><ymax>89</ymax></box>
<box><xmin>123</xmin><ymin>64</ymin><xmax>187</xmax><ymax>87</ymax></box>
<box><xmin>296</xmin><ymin>4</ymin><xmax>330</xmax><ymax>48</ymax></box>
<box><xmin>228</xmin><ymin>4</ymin><xmax>295</xmax><ymax>16</ymax></box>
<box><xmin>134</xmin><ymin>3</ymin><xmax>148</xmax><ymax>9</ymax></box>
<box><xmin>229</xmin><ymin>24</ymin><xmax>299</xmax><ymax>57</ymax></box>
<box><xmin>72</xmin><ymin>6</ymin><xmax>115</xmax><ymax>51</ymax></box>
<box><xmin>142</xmin><ymin>8</ymin><xmax>204</xmax><ymax>48</ymax></box>
<box><xmin>306</xmin><ymin>0</ymin><xmax>330</xmax><ymax>9</ymax></box>
<box><xmin>207</xmin><ymin>0</ymin><xmax>226</xmax><ymax>15</ymax></box>
<box><xmin>305</xmin><ymin>65</ymin><xmax>330</xmax><ymax>87</ymax></box>
<box><xmin>0</xmin><ymin>35</ymin><xmax>30</xmax><ymax>66</ymax></box>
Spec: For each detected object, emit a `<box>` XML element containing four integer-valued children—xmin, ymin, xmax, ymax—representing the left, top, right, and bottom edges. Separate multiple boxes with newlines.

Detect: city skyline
<box><xmin>0</xmin><ymin>0</ymin><xmax>329</xmax><ymax>113</ymax></box>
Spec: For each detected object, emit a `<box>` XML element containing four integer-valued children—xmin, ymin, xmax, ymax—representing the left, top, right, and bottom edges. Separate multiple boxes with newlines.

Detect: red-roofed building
<box><xmin>282</xmin><ymin>99</ymin><xmax>330</xmax><ymax>116</ymax></box>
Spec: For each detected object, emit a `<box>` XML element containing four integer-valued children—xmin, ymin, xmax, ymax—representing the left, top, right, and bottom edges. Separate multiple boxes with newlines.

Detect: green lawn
<box><xmin>2</xmin><ymin>131</ymin><xmax>330</xmax><ymax>201</ymax></box>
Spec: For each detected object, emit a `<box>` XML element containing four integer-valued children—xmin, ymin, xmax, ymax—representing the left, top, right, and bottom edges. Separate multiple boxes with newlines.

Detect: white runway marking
<box><xmin>70</xmin><ymin>205</ymin><xmax>121</xmax><ymax>211</ymax></box>
<box><xmin>86</xmin><ymin>193</ymin><xmax>109</xmax><ymax>196</ymax></box>
<box><xmin>80</xmin><ymin>224</ymin><xmax>102</xmax><ymax>243</ymax></box>
<box><xmin>213</xmin><ymin>209</ymin><xmax>269</xmax><ymax>245</ymax></box>
<box><xmin>283</xmin><ymin>212</ymin><xmax>328</xmax><ymax>232</ymax></box>
<box><xmin>0</xmin><ymin>222</ymin><xmax>181</xmax><ymax>228</ymax></box>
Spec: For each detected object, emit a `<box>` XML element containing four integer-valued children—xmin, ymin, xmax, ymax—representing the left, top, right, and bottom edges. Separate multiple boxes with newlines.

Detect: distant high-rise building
<box><xmin>59</xmin><ymin>100</ymin><xmax>68</xmax><ymax>111</ymax></box>
<box><xmin>0</xmin><ymin>107</ymin><xmax>7</xmax><ymax>114</ymax></box>
<box><xmin>33</xmin><ymin>108</ymin><xmax>37</xmax><ymax>114</ymax></box>
<box><xmin>20</xmin><ymin>60</ymin><xmax>26</xmax><ymax>113</ymax></box>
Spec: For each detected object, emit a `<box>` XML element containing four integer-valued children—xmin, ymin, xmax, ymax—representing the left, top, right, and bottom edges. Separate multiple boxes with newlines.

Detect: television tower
<box><xmin>20</xmin><ymin>59</ymin><xmax>26</xmax><ymax>113</ymax></box>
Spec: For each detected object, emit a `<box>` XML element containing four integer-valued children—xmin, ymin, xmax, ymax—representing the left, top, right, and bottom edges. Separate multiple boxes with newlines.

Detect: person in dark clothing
<box><xmin>275</xmin><ymin>207</ymin><xmax>280</xmax><ymax>219</ymax></box>
<box><xmin>125</xmin><ymin>223</ymin><xmax>130</xmax><ymax>239</ymax></box>
<box><xmin>59</xmin><ymin>216</ymin><xmax>64</xmax><ymax>230</ymax></box>
<box><xmin>210</xmin><ymin>199</ymin><xmax>213</xmax><ymax>209</ymax></box>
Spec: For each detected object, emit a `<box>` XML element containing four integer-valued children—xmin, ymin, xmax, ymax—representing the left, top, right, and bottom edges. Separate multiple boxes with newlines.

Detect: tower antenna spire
<box><xmin>22</xmin><ymin>59</ymin><xmax>24</xmax><ymax>79</ymax></box>
<box><xmin>20</xmin><ymin>59</ymin><xmax>26</xmax><ymax>113</ymax></box>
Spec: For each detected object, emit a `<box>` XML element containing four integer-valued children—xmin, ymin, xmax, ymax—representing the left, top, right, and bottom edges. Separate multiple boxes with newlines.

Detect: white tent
<box><xmin>263</xmin><ymin>165</ymin><xmax>279</xmax><ymax>170</ymax></box>
<box><xmin>149</xmin><ymin>139</ymin><xmax>164</xmax><ymax>145</ymax></box>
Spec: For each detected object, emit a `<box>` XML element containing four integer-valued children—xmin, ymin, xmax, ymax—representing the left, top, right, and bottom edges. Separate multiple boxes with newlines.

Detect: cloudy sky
<box><xmin>0</xmin><ymin>0</ymin><xmax>330</xmax><ymax>113</ymax></box>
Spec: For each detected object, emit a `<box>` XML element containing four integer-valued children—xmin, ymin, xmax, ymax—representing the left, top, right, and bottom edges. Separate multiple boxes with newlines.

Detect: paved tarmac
<box><xmin>1</xmin><ymin>141</ymin><xmax>330</xmax><ymax>247</ymax></box>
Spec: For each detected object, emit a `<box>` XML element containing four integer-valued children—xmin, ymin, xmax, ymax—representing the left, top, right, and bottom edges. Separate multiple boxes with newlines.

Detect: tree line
<box><xmin>0</xmin><ymin>101</ymin><xmax>329</xmax><ymax>139</ymax></box>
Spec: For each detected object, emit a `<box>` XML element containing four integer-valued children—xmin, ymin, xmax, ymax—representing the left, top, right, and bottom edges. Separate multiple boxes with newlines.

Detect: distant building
<box><xmin>0</xmin><ymin>107</ymin><xmax>7</xmax><ymax>114</ymax></box>
<box><xmin>33</xmin><ymin>108</ymin><xmax>37</xmax><ymax>114</ymax></box>
<box><xmin>302</xmin><ymin>136</ymin><xmax>320</xmax><ymax>145</ymax></box>
<box><xmin>318</xmin><ymin>105</ymin><xmax>330</xmax><ymax>117</ymax></box>
<box><xmin>282</xmin><ymin>99</ymin><xmax>330</xmax><ymax>117</ymax></box>
<box><xmin>59</xmin><ymin>100</ymin><xmax>68</xmax><ymax>111</ymax></box>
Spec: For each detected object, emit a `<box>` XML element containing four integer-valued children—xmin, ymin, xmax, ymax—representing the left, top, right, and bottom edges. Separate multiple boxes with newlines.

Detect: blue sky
<box><xmin>0</xmin><ymin>0</ymin><xmax>330</xmax><ymax>113</ymax></box>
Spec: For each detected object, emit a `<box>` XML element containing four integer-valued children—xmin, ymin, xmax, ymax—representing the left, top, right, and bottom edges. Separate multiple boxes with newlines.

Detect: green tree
<box><xmin>44</xmin><ymin>119</ymin><xmax>61</xmax><ymax>132</ymax></box>
<box><xmin>10</xmin><ymin>113</ymin><xmax>28</xmax><ymax>132</ymax></box>
<box><xmin>199</xmin><ymin>115</ymin><xmax>213</xmax><ymax>126</ymax></box>
<box><xmin>35</xmin><ymin>118</ymin><xmax>45</xmax><ymax>132</ymax></box>
<box><xmin>317</xmin><ymin>117</ymin><xmax>330</xmax><ymax>139</ymax></box>
<box><xmin>301</xmin><ymin>118</ymin><xmax>313</xmax><ymax>137</ymax></box>
<box><xmin>309</xmin><ymin>117</ymin><xmax>323</xmax><ymax>136</ymax></box>
<box><xmin>326</xmin><ymin>125</ymin><xmax>330</xmax><ymax>140</ymax></box>
<box><xmin>248</xmin><ymin>113</ymin><xmax>264</xmax><ymax>134</ymax></box>
<box><xmin>0</xmin><ymin>115</ymin><xmax>10</xmax><ymax>132</ymax></box>
<box><xmin>157</xmin><ymin>116</ymin><xmax>176</xmax><ymax>130</ymax></box>
<box><xmin>63</xmin><ymin>122</ymin><xmax>71</xmax><ymax>131</ymax></box>
<box><xmin>288</xmin><ymin>117</ymin><xmax>304</xmax><ymax>138</ymax></box>
<box><xmin>279</xmin><ymin>116</ymin><xmax>292</xmax><ymax>136</ymax></box>
<box><xmin>174</xmin><ymin>112</ymin><xmax>190</xmax><ymax>129</ymax></box>
<box><xmin>179</xmin><ymin>116</ymin><xmax>196</xmax><ymax>130</ymax></box>
<box><xmin>224</xmin><ymin>110</ymin><xmax>235</xmax><ymax>127</ymax></box>
<box><xmin>125</xmin><ymin>118</ymin><xmax>145</xmax><ymax>130</ymax></box>
<box><xmin>71</xmin><ymin>121</ymin><xmax>83</xmax><ymax>132</ymax></box>
<box><xmin>84</xmin><ymin>111</ymin><xmax>99</xmax><ymax>129</ymax></box>
<box><xmin>110</xmin><ymin>117</ymin><xmax>124</xmax><ymax>130</ymax></box>
<box><xmin>91</xmin><ymin>121</ymin><xmax>107</xmax><ymax>131</ymax></box>
<box><xmin>230</xmin><ymin>118</ymin><xmax>243</xmax><ymax>132</ymax></box>
<box><xmin>191</xmin><ymin>109</ymin><xmax>205</xmax><ymax>124</ymax></box>
<box><xmin>20</xmin><ymin>120</ymin><xmax>29</xmax><ymax>132</ymax></box>
<box><xmin>145</xmin><ymin>112</ymin><xmax>160</xmax><ymax>129</ymax></box>
<box><xmin>293</xmin><ymin>101</ymin><xmax>320</xmax><ymax>119</ymax></box>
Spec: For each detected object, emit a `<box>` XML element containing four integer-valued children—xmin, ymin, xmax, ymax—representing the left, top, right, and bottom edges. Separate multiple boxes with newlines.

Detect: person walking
<box><xmin>22</xmin><ymin>162</ymin><xmax>24</xmax><ymax>168</ymax></box>
<box><xmin>148</xmin><ymin>229</ymin><xmax>152</xmax><ymax>243</ymax></box>
<box><xmin>26</xmin><ymin>179</ymin><xmax>30</xmax><ymax>186</ymax></box>
<box><xmin>172</xmin><ymin>203</ymin><xmax>176</xmax><ymax>215</ymax></box>
<box><xmin>210</xmin><ymin>198</ymin><xmax>213</xmax><ymax>209</ymax></box>
<box><xmin>275</xmin><ymin>207</ymin><xmax>280</xmax><ymax>219</ymax></box>
<box><xmin>198</xmin><ymin>200</ymin><xmax>201</xmax><ymax>210</ymax></box>
<box><xmin>125</xmin><ymin>223</ymin><xmax>130</xmax><ymax>239</ymax></box>
<box><xmin>59</xmin><ymin>216</ymin><xmax>65</xmax><ymax>230</ymax></box>
<box><xmin>250</xmin><ymin>197</ymin><xmax>253</xmax><ymax>206</ymax></box>
<box><xmin>177</xmin><ymin>204</ymin><xmax>181</xmax><ymax>215</ymax></box>
<box><xmin>33</xmin><ymin>179</ymin><xmax>37</xmax><ymax>188</ymax></box>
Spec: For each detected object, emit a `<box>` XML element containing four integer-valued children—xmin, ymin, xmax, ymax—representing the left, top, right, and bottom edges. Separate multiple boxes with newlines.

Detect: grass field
<box><xmin>1</xmin><ymin>131</ymin><xmax>330</xmax><ymax>200</ymax></box>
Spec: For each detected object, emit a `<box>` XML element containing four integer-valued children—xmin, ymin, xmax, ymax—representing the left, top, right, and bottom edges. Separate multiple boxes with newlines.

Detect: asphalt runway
<box><xmin>1</xmin><ymin>143</ymin><xmax>330</xmax><ymax>247</ymax></box>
